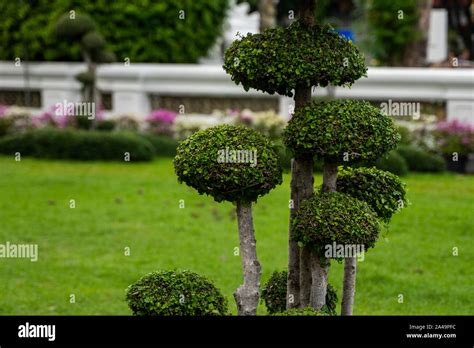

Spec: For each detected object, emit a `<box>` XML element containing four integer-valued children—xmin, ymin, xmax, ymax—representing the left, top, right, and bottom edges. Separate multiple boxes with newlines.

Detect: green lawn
<box><xmin>0</xmin><ymin>156</ymin><xmax>472</xmax><ymax>315</ymax></box>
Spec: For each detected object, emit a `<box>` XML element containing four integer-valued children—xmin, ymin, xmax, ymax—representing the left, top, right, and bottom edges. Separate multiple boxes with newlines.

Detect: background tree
<box><xmin>224</xmin><ymin>0</ymin><xmax>366</xmax><ymax>309</ymax></box>
<box><xmin>174</xmin><ymin>125</ymin><xmax>282</xmax><ymax>315</ymax></box>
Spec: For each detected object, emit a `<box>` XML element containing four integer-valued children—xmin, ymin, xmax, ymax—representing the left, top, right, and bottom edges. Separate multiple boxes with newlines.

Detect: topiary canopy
<box><xmin>283</xmin><ymin>100</ymin><xmax>400</xmax><ymax>163</ymax></box>
<box><xmin>293</xmin><ymin>191</ymin><xmax>380</xmax><ymax>257</ymax></box>
<box><xmin>174</xmin><ymin>125</ymin><xmax>282</xmax><ymax>203</ymax></box>
<box><xmin>223</xmin><ymin>20</ymin><xmax>367</xmax><ymax>97</ymax></box>
<box><xmin>125</xmin><ymin>270</ymin><xmax>228</xmax><ymax>316</ymax></box>
<box><xmin>337</xmin><ymin>167</ymin><xmax>407</xmax><ymax>223</ymax></box>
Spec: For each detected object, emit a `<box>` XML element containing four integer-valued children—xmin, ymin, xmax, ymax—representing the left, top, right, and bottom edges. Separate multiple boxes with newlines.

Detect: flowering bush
<box><xmin>145</xmin><ymin>109</ymin><xmax>177</xmax><ymax>136</ymax></box>
<box><xmin>433</xmin><ymin>119</ymin><xmax>474</xmax><ymax>156</ymax></box>
<box><xmin>0</xmin><ymin>106</ymin><xmax>34</xmax><ymax>135</ymax></box>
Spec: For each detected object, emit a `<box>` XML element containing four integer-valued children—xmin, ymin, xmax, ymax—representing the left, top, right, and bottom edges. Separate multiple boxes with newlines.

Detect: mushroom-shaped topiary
<box><xmin>337</xmin><ymin>167</ymin><xmax>408</xmax><ymax>223</ymax></box>
<box><xmin>125</xmin><ymin>270</ymin><xmax>228</xmax><ymax>316</ymax></box>
<box><xmin>293</xmin><ymin>191</ymin><xmax>380</xmax><ymax>310</ymax></box>
<box><xmin>174</xmin><ymin>125</ymin><xmax>282</xmax><ymax>315</ymax></box>
<box><xmin>223</xmin><ymin>20</ymin><xmax>367</xmax><ymax>96</ymax></box>
<box><xmin>55</xmin><ymin>13</ymin><xmax>96</xmax><ymax>39</ymax></box>
<box><xmin>283</xmin><ymin>100</ymin><xmax>400</xmax><ymax>164</ymax></box>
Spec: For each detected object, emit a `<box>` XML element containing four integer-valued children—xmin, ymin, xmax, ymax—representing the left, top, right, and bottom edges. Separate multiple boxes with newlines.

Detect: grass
<box><xmin>0</xmin><ymin>156</ymin><xmax>472</xmax><ymax>315</ymax></box>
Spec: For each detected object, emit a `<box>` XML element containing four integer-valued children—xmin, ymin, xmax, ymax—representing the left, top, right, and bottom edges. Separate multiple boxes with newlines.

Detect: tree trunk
<box><xmin>234</xmin><ymin>201</ymin><xmax>261</xmax><ymax>316</ymax></box>
<box><xmin>258</xmin><ymin>0</ymin><xmax>276</xmax><ymax>32</ymax></box>
<box><xmin>309</xmin><ymin>252</ymin><xmax>329</xmax><ymax>310</ymax></box>
<box><xmin>322</xmin><ymin>163</ymin><xmax>337</xmax><ymax>193</ymax></box>
<box><xmin>299</xmin><ymin>245</ymin><xmax>312</xmax><ymax>307</ymax></box>
<box><xmin>287</xmin><ymin>84</ymin><xmax>314</xmax><ymax>309</ymax></box>
<box><xmin>402</xmin><ymin>0</ymin><xmax>432</xmax><ymax>67</ymax></box>
<box><xmin>341</xmin><ymin>257</ymin><xmax>357</xmax><ymax>315</ymax></box>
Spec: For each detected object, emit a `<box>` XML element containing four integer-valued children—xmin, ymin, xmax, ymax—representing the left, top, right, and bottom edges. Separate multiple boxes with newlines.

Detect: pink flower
<box><xmin>145</xmin><ymin>109</ymin><xmax>177</xmax><ymax>124</ymax></box>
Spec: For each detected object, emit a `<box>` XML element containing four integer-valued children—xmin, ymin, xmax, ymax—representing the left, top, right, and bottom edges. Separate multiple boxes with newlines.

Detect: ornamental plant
<box><xmin>126</xmin><ymin>270</ymin><xmax>228</xmax><ymax>316</ymax></box>
<box><xmin>174</xmin><ymin>125</ymin><xmax>282</xmax><ymax>315</ymax></box>
<box><xmin>145</xmin><ymin>109</ymin><xmax>178</xmax><ymax>137</ymax></box>
<box><xmin>225</xmin><ymin>0</ymin><xmax>367</xmax><ymax>312</ymax></box>
<box><xmin>433</xmin><ymin>119</ymin><xmax>474</xmax><ymax>157</ymax></box>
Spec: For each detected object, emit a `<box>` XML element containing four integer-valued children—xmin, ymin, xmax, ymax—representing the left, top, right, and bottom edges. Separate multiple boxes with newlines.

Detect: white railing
<box><xmin>0</xmin><ymin>62</ymin><xmax>473</xmax><ymax>124</ymax></box>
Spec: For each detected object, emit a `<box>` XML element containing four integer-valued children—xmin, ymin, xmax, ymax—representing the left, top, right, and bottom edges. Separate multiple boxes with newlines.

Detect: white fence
<box><xmin>0</xmin><ymin>62</ymin><xmax>473</xmax><ymax>124</ymax></box>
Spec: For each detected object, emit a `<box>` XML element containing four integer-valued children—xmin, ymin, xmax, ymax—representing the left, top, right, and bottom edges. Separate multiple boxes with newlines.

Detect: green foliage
<box><xmin>397</xmin><ymin>145</ymin><xmax>446</xmax><ymax>173</ymax></box>
<box><xmin>293</xmin><ymin>192</ymin><xmax>380</xmax><ymax>257</ymax></box>
<box><xmin>283</xmin><ymin>100</ymin><xmax>400</xmax><ymax>163</ymax></box>
<box><xmin>274</xmin><ymin>307</ymin><xmax>329</xmax><ymax>316</ymax></box>
<box><xmin>81</xmin><ymin>31</ymin><xmax>106</xmax><ymax>51</ymax></box>
<box><xmin>0</xmin><ymin>128</ymin><xmax>154</xmax><ymax>161</ymax></box>
<box><xmin>272</xmin><ymin>141</ymin><xmax>292</xmax><ymax>172</ymax></box>
<box><xmin>397</xmin><ymin>125</ymin><xmax>415</xmax><ymax>145</ymax></box>
<box><xmin>55</xmin><ymin>13</ymin><xmax>96</xmax><ymax>39</ymax></box>
<box><xmin>374</xmin><ymin>150</ymin><xmax>409</xmax><ymax>176</ymax></box>
<box><xmin>174</xmin><ymin>125</ymin><xmax>282</xmax><ymax>203</ymax></box>
<box><xmin>367</xmin><ymin>0</ymin><xmax>418</xmax><ymax>66</ymax></box>
<box><xmin>261</xmin><ymin>270</ymin><xmax>339</xmax><ymax>315</ymax></box>
<box><xmin>223</xmin><ymin>20</ymin><xmax>367</xmax><ymax>97</ymax></box>
<box><xmin>337</xmin><ymin>167</ymin><xmax>407</xmax><ymax>223</ymax></box>
<box><xmin>0</xmin><ymin>1</ymin><xmax>228</xmax><ymax>63</ymax></box>
<box><xmin>140</xmin><ymin>134</ymin><xmax>179</xmax><ymax>157</ymax></box>
<box><xmin>261</xmin><ymin>270</ymin><xmax>287</xmax><ymax>314</ymax></box>
<box><xmin>126</xmin><ymin>270</ymin><xmax>228</xmax><ymax>316</ymax></box>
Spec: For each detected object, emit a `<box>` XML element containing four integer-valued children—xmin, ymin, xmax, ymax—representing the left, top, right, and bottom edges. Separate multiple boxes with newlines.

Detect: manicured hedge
<box><xmin>126</xmin><ymin>270</ymin><xmax>228</xmax><ymax>316</ymax></box>
<box><xmin>0</xmin><ymin>0</ymin><xmax>228</xmax><ymax>63</ymax></box>
<box><xmin>140</xmin><ymin>134</ymin><xmax>179</xmax><ymax>157</ymax></box>
<box><xmin>374</xmin><ymin>150</ymin><xmax>409</xmax><ymax>176</ymax></box>
<box><xmin>0</xmin><ymin>128</ymin><xmax>154</xmax><ymax>161</ymax></box>
<box><xmin>397</xmin><ymin>145</ymin><xmax>446</xmax><ymax>172</ymax></box>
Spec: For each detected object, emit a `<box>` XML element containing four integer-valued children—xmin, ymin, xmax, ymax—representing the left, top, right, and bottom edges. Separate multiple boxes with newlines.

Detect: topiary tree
<box><xmin>55</xmin><ymin>13</ymin><xmax>115</xmax><ymax>106</ymax></box>
<box><xmin>125</xmin><ymin>270</ymin><xmax>228</xmax><ymax>316</ymax></box>
<box><xmin>283</xmin><ymin>99</ymin><xmax>399</xmax><ymax>311</ymax></box>
<box><xmin>174</xmin><ymin>125</ymin><xmax>282</xmax><ymax>315</ymax></box>
<box><xmin>262</xmin><ymin>270</ymin><xmax>338</xmax><ymax>315</ymax></box>
<box><xmin>224</xmin><ymin>0</ymin><xmax>367</xmax><ymax>310</ymax></box>
<box><xmin>293</xmin><ymin>192</ymin><xmax>381</xmax><ymax>312</ymax></box>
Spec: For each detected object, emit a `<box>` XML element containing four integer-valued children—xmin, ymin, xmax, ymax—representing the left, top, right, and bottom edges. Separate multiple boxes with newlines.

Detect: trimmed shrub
<box><xmin>126</xmin><ymin>270</ymin><xmax>228</xmax><ymax>316</ymax></box>
<box><xmin>397</xmin><ymin>145</ymin><xmax>446</xmax><ymax>172</ymax></box>
<box><xmin>397</xmin><ymin>125</ymin><xmax>415</xmax><ymax>145</ymax></box>
<box><xmin>140</xmin><ymin>134</ymin><xmax>179</xmax><ymax>157</ymax></box>
<box><xmin>374</xmin><ymin>150</ymin><xmax>409</xmax><ymax>176</ymax></box>
<box><xmin>284</xmin><ymin>100</ymin><xmax>400</xmax><ymax>163</ymax></box>
<box><xmin>0</xmin><ymin>128</ymin><xmax>154</xmax><ymax>161</ymax></box>
<box><xmin>0</xmin><ymin>1</ymin><xmax>228</xmax><ymax>63</ymax></box>
<box><xmin>261</xmin><ymin>270</ymin><xmax>338</xmax><ymax>315</ymax></box>
<box><xmin>274</xmin><ymin>308</ymin><xmax>329</xmax><ymax>316</ymax></box>
<box><xmin>337</xmin><ymin>167</ymin><xmax>407</xmax><ymax>222</ymax></box>
<box><xmin>174</xmin><ymin>125</ymin><xmax>282</xmax><ymax>203</ymax></box>
<box><xmin>293</xmin><ymin>192</ymin><xmax>381</xmax><ymax>257</ymax></box>
<box><xmin>224</xmin><ymin>20</ymin><xmax>366</xmax><ymax>96</ymax></box>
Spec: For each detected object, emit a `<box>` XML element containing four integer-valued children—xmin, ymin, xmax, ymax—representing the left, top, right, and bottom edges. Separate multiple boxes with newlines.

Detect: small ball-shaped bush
<box><xmin>224</xmin><ymin>20</ymin><xmax>367</xmax><ymax>97</ymax></box>
<box><xmin>55</xmin><ymin>13</ymin><xmax>96</xmax><ymax>39</ymax></box>
<box><xmin>125</xmin><ymin>270</ymin><xmax>228</xmax><ymax>316</ymax></box>
<box><xmin>337</xmin><ymin>167</ymin><xmax>407</xmax><ymax>223</ymax></box>
<box><xmin>274</xmin><ymin>308</ymin><xmax>329</xmax><ymax>316</ymax></box>
<box><xmin>174</xmin><ymin>125</ymin><xmax>282</xmax><ymax>203</ymax></box>
<box><xmin>283</xmin><ymin>100</ymin><xmax>400</xmax><ymax>163</ymax></box>
<box><xmin>81</xmin><ymin>31</ymin><xmax>106</xmax><ymax>51</ymax></box>
<box><xmin>262</xmin><ymin>270</ymin><xmax>338</xmax><ymax>315</ymax></box>
<box><xmin>293</xmin><ymin>192</ymin><xmax>380</xmax><ymax>257</ymax></box>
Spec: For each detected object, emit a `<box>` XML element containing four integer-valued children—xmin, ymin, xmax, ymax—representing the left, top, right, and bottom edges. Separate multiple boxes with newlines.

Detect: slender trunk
<box><xmin>234</xmin><ymin>201</ymin><xmax>261</xmax><ymax>316</ymax></box>
<box><xmin>287</xmin><ymin>84</ymin><xmax>313</xmax><ymax>309</ymax></box>
<box><xmin>309</xmin><ymin>162</ymin><xmax>337</xmax><ymax>310</ymax></box>
<box><xmin>309</xmin><ymin>252</ymin><xmax>329</xmax><ymax>310</ymax></box>
<box><xmin>258</xmin><ymin>0</ymin><xmax>276</xmax><ymax>32</ymax></box>
<box><xmin>341</xmin><ymin>257</ymin><xmax>357</xmax><ymax>315</ymax></box>
<box><xmin>402</xmin><ymin>0</ymin><xmax>432</xmax><ymax>66</ymax></box>
<box><xmin>299</xmin><ymin>245</ymin><xmax>312</xmax><ymax>307</ymax></box>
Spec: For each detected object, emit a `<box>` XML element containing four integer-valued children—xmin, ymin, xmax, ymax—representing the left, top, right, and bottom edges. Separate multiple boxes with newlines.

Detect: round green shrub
<box><xmin>81</xmin><ymin>31</ymin><xmax>106</xmax><ymax>51</ymax></box>
<box><xmin>261</xmin><ymin>270</ymin><xmax>338</xmax><ymax>315</ymax></box>
<box><xmin>274</xmin><ymin>308</ymin><xmax>329</xmax><ymax>316</ymax></box>
<box><xmin>126</xmin><ymin>270</ymin><xmax>228</xmax><ymax>316</ymax></box>
<box><xmin>375</xmin><ymin>150</ymin><xmax>409</xmax><ymax>176</ymax></box>
<box><xmin>223</xmin><ymin>20</ymin><xmax>367</xmax><ymax>97</ymax></box>
<box><xmin>0</xmin><ymin>1</ymin><xmax>228</xmax><ymax>63</ymax></box>
<box><xmin>0</xmin><ymin>128</ymin><xmax>154</xmax><ymax>161</ymax></box>
<box><xmin>284</xmin><ymin>100</ymin><xmax>400</xmax><ymax>163</ymax></box>
<box><xmin>397</xmin><ymin>145</ymin><xmax>446</xmax><ymax>173</ymax></box>
<box><xmin>293</xmin><ymin>192</ymin><xmax>381</xmax><ymax>257</ymax></box>
<box><xmin>174</xmin><ymin>125</ymin><xmax>282</xmax><ymax>203</ymax></box>
<box><xmin>337</xmin><ymin>167</ymin><xmax>407</xmax><ymax>223</ymax></box>
<box><xmin>55</xmin><ymin>13</ymin><xmax>96</xmax><ymax>39</ymax></box>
